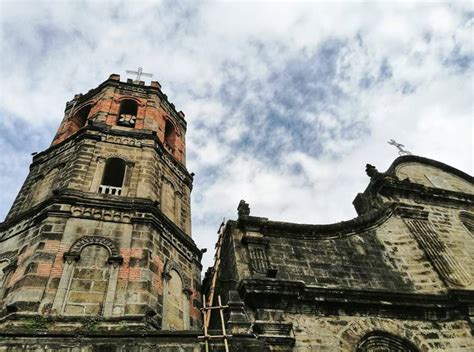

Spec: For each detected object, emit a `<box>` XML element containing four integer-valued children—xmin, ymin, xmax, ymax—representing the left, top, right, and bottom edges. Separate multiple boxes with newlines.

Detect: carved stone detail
<box><xmin>163</xmin><ymin>260</ymin><xmax>183</xmax><ymax>281</ymax></box>
<box><xmin>162</xmin><ymin>152</ymin><xmax>187</xmax><ymax>182</ymax></box>
<box><xmin>70</xmin><ymin>206</ymin><xmax>133</xmax><ymax>223</ymax></box>
<box><xmin>97</xmin><ymin>154</ymin><xmax>135</xmax><ymax>165</ymax></box>
<box><xmin>104</xmin><ymin>135</ymin><xmax>142</xmax><ymax>147</ymax></box>
<box><xmin>404</xmin><ymin>219</ymin><xmax>472</xmax><ymax>287</ymax></box>
<box><xmin>459</xmin><ymin>211</ymin><xmax>474</xmax><ymax>236</ymax></box>
<box><xmin>0</xmin><ymin>251</ymin><xmax>17</xmax><ymax>273</ymax></box>
<box><xmin>0</xmin><ymin>218</ymin><xmax>35</xmax><ymax>241</ymax></box>
<box><xmin>65</xmin><ymin>236</ymin><xmax>121</xmax><ymax>260</ymax></box>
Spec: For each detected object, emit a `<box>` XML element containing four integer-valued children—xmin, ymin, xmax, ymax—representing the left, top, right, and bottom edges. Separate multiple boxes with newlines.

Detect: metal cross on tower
<box><xmin>125</xmin><ymin>67</ymin><xmax>153</xmax><ymax>82</ymax></box>
<box><xmin>388</xmin><ymin>139</ymin><xmax>412</xmax><ymax>156</ymax></box>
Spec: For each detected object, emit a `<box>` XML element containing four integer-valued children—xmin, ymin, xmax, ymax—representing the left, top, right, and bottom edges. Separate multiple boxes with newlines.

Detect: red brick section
<box><xmin>36</xmin><ymin>262</ymin><xmax>52</xmax><ymax>276</ymax></box>
<box><xmin>118</xmin><ymin>248</ymin><xmax>131</xmax><ymax>280</ymax></box>
<box><xmin>50</xmin><ymin>77</ymin><xmax>186</xmax><ymax>164</ymax></box>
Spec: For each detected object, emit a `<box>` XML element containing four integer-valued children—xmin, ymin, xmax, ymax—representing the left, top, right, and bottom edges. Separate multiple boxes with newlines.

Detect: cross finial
<box><xmin>388</xmin><ymin>139</ymin><xmax>412</xmax><ymax>156</ymax></box>
<box><xmin>125</xmin><ymin>67</ymin><xmax>153</xmax><ymax>82</ymax></box>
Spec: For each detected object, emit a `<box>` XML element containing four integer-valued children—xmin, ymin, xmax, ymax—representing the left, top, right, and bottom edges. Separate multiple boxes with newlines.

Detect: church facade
<box><xmin>0</xmin><ymin>75</ymin><xmax>473</xmax><ymax>351</ymax></box>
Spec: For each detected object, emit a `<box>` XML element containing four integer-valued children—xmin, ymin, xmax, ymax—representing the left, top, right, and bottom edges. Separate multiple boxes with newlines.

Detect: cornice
<box><xmin>360</xmin><ymin>175</ymin><xmax>474</xmax><ymax>209</ymax></box>
<box><xmin>236</xmin><ymin>203</ymin><xmax>397</xmax><ymax>240</ymax></box>
<box><xmin>238</xmin><ymin>278</ymin><xmax>473</xmax><ymax>321</ymax></box>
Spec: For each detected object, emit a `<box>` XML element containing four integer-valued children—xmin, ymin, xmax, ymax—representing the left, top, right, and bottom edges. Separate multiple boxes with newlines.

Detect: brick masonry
<box><xmin>0</xmin><ymin>76</ymin><xmax>203</xmax><ymax>347</ymax></box>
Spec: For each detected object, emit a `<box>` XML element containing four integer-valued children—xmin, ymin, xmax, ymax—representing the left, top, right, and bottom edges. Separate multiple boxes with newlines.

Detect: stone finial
<box><xmin>365</xmin><ymin>164</ymin><xmax>381</xmax><ymax>179</ymax></box>
<box><xmin>109</xmin><ymin>74</ymin><xmax>120</xmax><ymax>81</ymax></box>
<box><xmin>238</xmin><ymin>200</ymin><xmax>250</xmax><ymax>217</ymax></box>
<box><xmin>150</xmin><ymin>81</ymin><xmax>161</xmax><ymax>89</ymax></box>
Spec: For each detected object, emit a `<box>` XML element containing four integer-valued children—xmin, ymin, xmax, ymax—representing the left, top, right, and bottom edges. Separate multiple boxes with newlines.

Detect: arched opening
<box><xmin>69</xmin><ymin>105</ymin><xmax>92</xmax><ymax>134</ymax></box>
<box><xmin>162</xmin><ymin>268</ymin><xmax>189</xmax><ymax>330</ymax></box>
<box><xmin>118</xmin><ymin>99</ymin><xmax>138</xmax><ymax>127</ymax></box>
<box><xmin>356</xmin><ymin>331</ymin><xmax>419</xmax><ymax>352</ymax></box>
<box><xmin>164</xmin><ymin>120</ymin><xmax>176</xmax><ymax>152</ymax></box>
<box><xmin>99</xmin><ymin>158</ymin><xmax>126</xmax><ymax>195</ymax></box>
<box><xmin>63</xmin><ymin>245</ymin><xmax>109</xmax><ymax>316</ymax></box>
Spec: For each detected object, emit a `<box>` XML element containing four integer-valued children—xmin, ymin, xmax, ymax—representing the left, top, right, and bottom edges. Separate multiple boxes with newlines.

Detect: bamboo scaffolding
<box><xmin>198</xmin><ymin>222</ymin><xmax>231</xmax><ymax>352</ymax></box>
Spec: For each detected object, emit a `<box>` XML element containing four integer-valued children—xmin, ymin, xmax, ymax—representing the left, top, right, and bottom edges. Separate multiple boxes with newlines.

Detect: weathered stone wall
<box><xmin>0</xmin><ymin>207</ymin><xmax>201</xmax><ymax>330</ymax></box>
<box><xmin>0</xmin><ymin>79</ymin><xmax>200</xmax><ymax>331</ymax></box>
<box><xmin>210</xmin><ymin>156</ymin><xmax>474</xmax><ymax>351</ymax></box>
<box><xmin>4</xmin><ymin>127</ymin><xmax>192</xmax><ymax>235</ymax></box>
<box><xmin>229</xmin><ymin>214</ymin><xmax>453</xmax><ymax>294</ymax></box>
<box><xmin>394</xmin><ymin>162</ymin><xmax>473</xmax><ymax>194</ymax></box>
<box><xmin>288</xmin><ymin>315</ymin><xmax>473</xmax><ymax>351</ymax></box>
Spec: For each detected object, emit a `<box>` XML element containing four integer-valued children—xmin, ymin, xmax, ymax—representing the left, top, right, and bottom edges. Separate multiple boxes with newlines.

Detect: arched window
<box><xmin>118</xmin><ymin>99</ymin><xmax>138</xmax><ymax>127</ymax></box>
<box><xmin>63</xmin><ymin>245</ymin><xmax>109</xmax><ymax>316</ymax></box>
<box><xmin>0</xmin><ymin>251</ymin><xmax>17</xmax><ymax>297</ymax></box>
<box><xmin>51</xmin><ymin>236</ymin><xmax>123</xmax><ymax>317</ymax></box>
<box><xmin>356</xmin><ymin>331</ymin><xmax>418</xmax><ymax>352</ymax></box>
<box><xmin>459</xmin><ymin>211</ymin><xmax>474</xmax><ymax>236</ymax></box>
<box><xmin>164</xmin><ymin>120</ymin><xmax>176</xmax><ymax>152</ymax></box>
<box><xmin>162</xmin><ymin>261</ymin><xmax>190</xmax><ymax>330</ymax></box>
<box><xmin>99</xmin><ymin>158</ymin><xmax>126</xmax><ymax>195</ymax></box>
<box><xmin>69</xmin><ymin>105</ymin><xmax>92</xmax><ymax>134</ymax></box>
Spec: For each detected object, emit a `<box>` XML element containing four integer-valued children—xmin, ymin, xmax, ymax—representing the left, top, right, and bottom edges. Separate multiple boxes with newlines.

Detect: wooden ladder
<box><xmin>198</xmin><ymin>222</ymin><xmax>231</xmax><ymax>352</ymax></box>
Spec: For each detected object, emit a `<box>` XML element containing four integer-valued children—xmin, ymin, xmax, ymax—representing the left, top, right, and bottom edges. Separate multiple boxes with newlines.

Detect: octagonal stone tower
<box><xmin>0</xmin><ymin>74</ymin><xmax>202</xmax><ymax>331</ymax></box>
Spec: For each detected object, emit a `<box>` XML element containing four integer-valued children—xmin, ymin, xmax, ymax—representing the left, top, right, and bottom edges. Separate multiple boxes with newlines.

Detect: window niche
<box><xmin>99</xmin><ymin>158</ymin><xmax>127</xmax><ymax>196</ymax></box>
<box><xmin>162</xmin><ymin>261</ymin><xmax>190</xmax><ymax>330</ymax></box>
<box><xmin>164</xmin><ymin>120</ymin><xmax>177</xmax><ymax>153</ymax></box>
<box><xmin>118</xmin><ymin>99</ymin><xmax>138</xmax><ymax>127</ymax></box>
<box><xmin>69</xmin><ymin>104</ymin><xmax>92</xmax><ymax>134</ymax></box>
<box><xmin>51</xmin><ymin>236</ymin><xmax>123</xmax><ymax>317</ymax></box>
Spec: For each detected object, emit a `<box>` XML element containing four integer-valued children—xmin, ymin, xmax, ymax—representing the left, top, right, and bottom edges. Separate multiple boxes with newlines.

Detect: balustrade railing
<box><xmin>99</xmin><ymin>185</ymin><xmax>122</xmax><ymax>196</ymax></box>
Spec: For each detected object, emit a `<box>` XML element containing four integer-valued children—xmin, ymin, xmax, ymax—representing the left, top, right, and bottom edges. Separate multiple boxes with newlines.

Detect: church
<box><xmin>0</xmin><ymin>75</ymin><xmax>472</xmax><ymax>351</ymax></box>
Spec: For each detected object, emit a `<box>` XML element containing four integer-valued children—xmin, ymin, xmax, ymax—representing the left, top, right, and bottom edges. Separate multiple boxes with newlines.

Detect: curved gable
<box><xmin>389</xmin><ymin>156</ymin><xmax>473</xmax><ymax>194</ymax></box>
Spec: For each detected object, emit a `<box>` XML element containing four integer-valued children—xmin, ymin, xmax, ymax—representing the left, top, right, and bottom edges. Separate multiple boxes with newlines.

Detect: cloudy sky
<box><xmin>0</xmin><ymin>1</ymin><xmax>472</xmax><ymax>269</ymax></box>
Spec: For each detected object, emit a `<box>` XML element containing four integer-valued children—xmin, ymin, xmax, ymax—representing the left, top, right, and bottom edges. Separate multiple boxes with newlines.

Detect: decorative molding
<box><xmin>162</xmin><ymin>153</ymin><xmax>188</xmax><ymax>183</ymax></box>
<box><xmin>237</xmin><ymin>203</ymin><xmax>396</xmax><ymax>241</ymax></box>
<box><xmin>70</xmin><ymin>205</ymin><xmax>133</xmax><ymax>223</ymax></box>
<box><xmin>0</xmin><ymin>251</ymin><xmax>17</xmax><ymax>273</ymax></box>
<box><xmin>97</xmin><ymin>154</ymin><xmax>135</xmax><ymax>165</ymax></box>
<box><xmin>238</xmin><ymin>278</ymin><xmax>467</xmax><ymax>321</ymax></box>
<box><xmin>0</xmin><ymin>218</ymin><xmax>35</xmax><ymax>241</ymax></box>
<box><xmin>356</xmin><ymin>331</ymin><xmax>419</xmax><ymax>352</ymax></box>
<box><xmin>103</xmin><ymin>135</ymin><xmax>142</xmax><ymax>147</ymax></box>
<box><xmin>117</xmin><ymin>85</ymin><xmax>147</xmax><ymax>94</ymax></box>
<box><xmin>65</xmin><ymin>236</ymin><xmax>121</xmax><ymax>261</ymax></box>
<box><xmin>394</xmin><ymin>205</ymin><xmax>429</xmax><ymax>220</ymax></box>
<box><xmin>459</xmin><ymin>211</ymin><xmax>474</xmax><ymax>236</ymax></box>
<box><xmin>163</xmin><ymin>260</ymin><xmax>183</xmax><ymax>282</ymax></box>
<box><xmin>404</xmin><ymin>219</ymin><xmax>472</xmax><ymax>287</ymax></box>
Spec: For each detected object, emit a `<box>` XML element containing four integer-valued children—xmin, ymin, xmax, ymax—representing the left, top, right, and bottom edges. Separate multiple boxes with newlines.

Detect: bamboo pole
<box><xmin>218</xmin><ymin>295</ymin><xmax>229</xmax><ymax>352</ymax></box>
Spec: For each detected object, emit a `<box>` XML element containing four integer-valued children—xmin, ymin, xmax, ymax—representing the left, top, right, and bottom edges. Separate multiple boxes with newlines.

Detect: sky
<box><xmin>0</xmin><ymin>0</ymin><xmax>472</xmax><ymax>270</ymax></box>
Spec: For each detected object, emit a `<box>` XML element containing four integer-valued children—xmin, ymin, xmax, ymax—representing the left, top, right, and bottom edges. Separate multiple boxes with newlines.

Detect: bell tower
<box><xmin>0</xmin><ymin>74</ymin><xmax>202</xmax><ymax>331</ymax></box>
